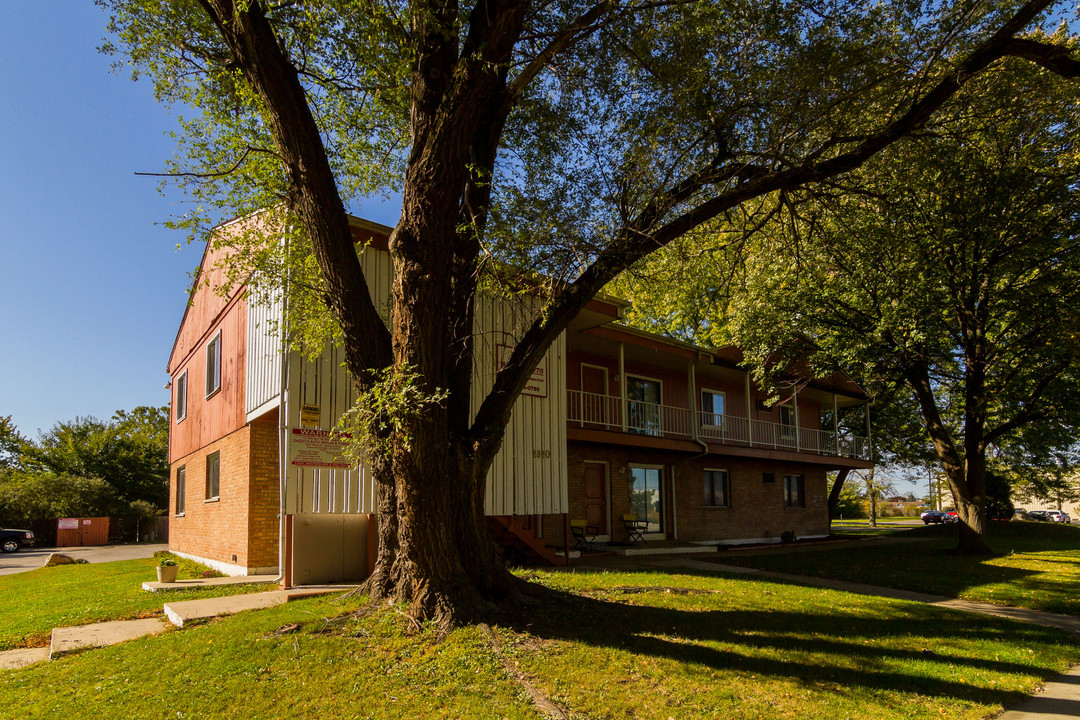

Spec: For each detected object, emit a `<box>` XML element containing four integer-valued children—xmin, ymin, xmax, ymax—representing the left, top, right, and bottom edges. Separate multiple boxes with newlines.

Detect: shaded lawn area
<box><xmin>2</xmin><ymin>571</ymin><xmax>1077</xmax><ymax>719</ymax></box>
<box><xmin>717</xmin><ymin>522</ymin><xmax>1080</xmax><ymax>615</ymax></box>
<box><xmin>0</xmin><ymin>555</ymin><xmax>269</xmax><ymax>650</ymax></box>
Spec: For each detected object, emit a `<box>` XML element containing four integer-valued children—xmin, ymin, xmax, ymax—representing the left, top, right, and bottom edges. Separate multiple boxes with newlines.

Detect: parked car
<box><xmin>1028</xmin><ymin>510</ymin><xmax>1050</xmax><ymax>522</ymax></box>
<box><xmin>1</xmin><ymin>528</ymin><xmax>35</xmax><ymax>553</ymax></box>
<box><xmin>921</xmin><ymin>510</ymin><xmax>948</xmax><ymax>524</ymax></box>
<box><xmin>1046</xmin><ymin>510</ymin><xmax>1071</xmax><ymax>524</ymax></box>
<box><xmin>944</xmin><ymin>510</ymin><xmax>959</xmax><ymax>523</ymax></box>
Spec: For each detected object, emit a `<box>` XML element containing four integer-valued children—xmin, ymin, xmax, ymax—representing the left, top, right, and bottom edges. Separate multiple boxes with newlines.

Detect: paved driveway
<box><xmin>0</xmin><ymin>544</ymin><xmax>168</xmax><ymax>577</ymax></box>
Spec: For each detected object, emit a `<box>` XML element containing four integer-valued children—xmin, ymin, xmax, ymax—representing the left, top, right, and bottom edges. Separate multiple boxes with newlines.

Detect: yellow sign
<box><xmin>300</xmin><ymin>404</ymin><xmax>320</xmax><ymax>428</ymax></box>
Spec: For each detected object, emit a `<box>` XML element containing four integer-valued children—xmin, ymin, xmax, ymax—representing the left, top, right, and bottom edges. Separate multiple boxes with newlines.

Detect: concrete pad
<box><xmin>50</xmin><ymin>618</ymin><xmax>169</xmax><ymax>658</ymax></box>
<box><xmin>999</xmin><ymin>664</ymin><xmax>1080</xmax><ymax>719</ymax></box>
<box><xmin>0</xmin><ymin>647</ymin><xmax>50</xmax><ymax>671</ymax></box>
<box><xmin>142</xmin><ymin>574</ymin><xmax>278</xmax><ymax>592</ymax></box>
<box><xmin>163</xmin><ymin>587</ymin><xmax>348</xmax><ymax>628</ymax></box>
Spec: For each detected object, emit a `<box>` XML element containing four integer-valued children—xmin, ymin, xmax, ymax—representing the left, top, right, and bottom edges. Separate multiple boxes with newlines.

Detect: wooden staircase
<box><xmin>486</xmin><ymin>515</ymin><xmax>566</xmax><ymax>567</ymax></box>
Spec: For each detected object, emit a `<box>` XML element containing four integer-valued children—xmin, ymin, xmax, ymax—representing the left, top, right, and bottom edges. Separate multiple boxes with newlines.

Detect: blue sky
<box><xmin>0</xmin><ymin>4</ymin><xmax>399</xmax><ymax>438</ymax></box>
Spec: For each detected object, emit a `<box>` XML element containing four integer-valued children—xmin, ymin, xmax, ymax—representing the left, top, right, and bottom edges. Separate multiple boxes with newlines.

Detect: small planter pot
<box><xmin>156</xmin><ymin>565</ymin><xmax>179</xmax><ymax>584</ymax></box>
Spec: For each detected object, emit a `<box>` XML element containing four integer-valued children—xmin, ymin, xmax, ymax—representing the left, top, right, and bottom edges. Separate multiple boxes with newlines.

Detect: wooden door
<box><xmin>583</xmin><ymin>462</ymin><xmax>608</xmax><ymax>535</ymax></box>
<box><xmin>581</xmin><ymin>365</ymin><xmax>610</xmax><ymax>426</ymax></box>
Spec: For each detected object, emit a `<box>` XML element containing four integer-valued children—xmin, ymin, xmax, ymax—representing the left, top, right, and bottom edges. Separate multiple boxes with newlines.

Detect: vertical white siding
<box><xmin>245</xmin><ymin>282</ymin><xmax>284</xmax><ymax>420</ymax></box>
<box><xmin>282</xmin><ymin>245</ymin><xmax>567</xmax><ymax>516</ymax></box>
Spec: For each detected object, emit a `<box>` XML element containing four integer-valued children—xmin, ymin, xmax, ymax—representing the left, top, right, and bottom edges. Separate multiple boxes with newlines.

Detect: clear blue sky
<box><xmin>0</xmin><ymin>4</ymin><xmax>399</xmax><ymax>438</ymax></box>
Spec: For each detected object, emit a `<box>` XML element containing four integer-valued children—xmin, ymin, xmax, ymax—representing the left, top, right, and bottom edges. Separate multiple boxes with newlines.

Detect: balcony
<box><xmin>567</xmin><ymin>389</ymin><xmax>870</xmax><ymax>461</ymax></box>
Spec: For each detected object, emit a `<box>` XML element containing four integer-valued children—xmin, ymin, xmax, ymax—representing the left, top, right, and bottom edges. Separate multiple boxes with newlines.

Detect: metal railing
<box><xmin>567</xmin><ymin>389</ymin><xmax>870</xmax><ymax>460</ymax></box>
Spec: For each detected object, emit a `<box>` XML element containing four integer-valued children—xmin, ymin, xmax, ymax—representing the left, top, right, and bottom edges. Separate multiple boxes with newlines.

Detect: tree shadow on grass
<box><xmin>712</xmin><ymin>542</ymin><xmax>1053</xmax><ymax>602</ymax></box>
<box><xmin>505</xmin><ymin>569</ymin><xmax>1074</xmax><ymax>711</ymax></box>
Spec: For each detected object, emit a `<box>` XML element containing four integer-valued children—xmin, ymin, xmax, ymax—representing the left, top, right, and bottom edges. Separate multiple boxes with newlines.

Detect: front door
<box><xmin>629</xmin><ymin>466</ymin><xmax>664</xmax><ymax>533</ymax></box>
<box><xmin>583</xmin><ymin>462</ymin><xmax>609</xmax><ymax>535</ymax></box>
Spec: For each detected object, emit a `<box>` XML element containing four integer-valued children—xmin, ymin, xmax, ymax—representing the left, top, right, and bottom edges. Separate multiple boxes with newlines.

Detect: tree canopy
<box><xmin>98</xmin><ymin>0</ymin><xmax>1080</xmax><ymax>622</ymax></box>
<box><xmin>616</xmin><ymin>55</ymin><xmax>1080</xmax><ymax>551</ymax></box>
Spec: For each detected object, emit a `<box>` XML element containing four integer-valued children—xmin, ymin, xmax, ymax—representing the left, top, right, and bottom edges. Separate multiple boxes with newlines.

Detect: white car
<box><xmin>1046</xmin><ymin>510</ymin><xmax>1071</xmax><ymax>524</ymax></box>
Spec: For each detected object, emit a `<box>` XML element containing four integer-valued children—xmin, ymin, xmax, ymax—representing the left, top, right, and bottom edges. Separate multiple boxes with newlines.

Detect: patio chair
<box><xmin>570</xmin><ymin>519</ymin><xmax>600</xmax><ymax>553</ymax></box>
<box><xmin>623</xmin><ymin>513</ymin><xmax>648</xmax><ymax>545</ymax></box>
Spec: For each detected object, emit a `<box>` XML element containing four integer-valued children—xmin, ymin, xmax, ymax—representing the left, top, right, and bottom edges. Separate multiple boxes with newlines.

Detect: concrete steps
<box><xmin>0</xmin><ymin>586</ymin><xmax>349</xmax><ymax>671</ymax></box>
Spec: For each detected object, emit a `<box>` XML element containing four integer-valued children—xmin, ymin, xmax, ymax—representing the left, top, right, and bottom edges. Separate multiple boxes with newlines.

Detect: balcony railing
<box><xmin>567</xmin><ymin>389</ymin><xmax>870</xmax><ymax>460</ymax></box>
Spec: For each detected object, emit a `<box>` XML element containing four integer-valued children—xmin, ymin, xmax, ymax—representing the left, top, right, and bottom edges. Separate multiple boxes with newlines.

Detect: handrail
<box><xmin>567</xmin><ymin>389</ymin><xmax>869</xmax><ymax>459</ymax></box>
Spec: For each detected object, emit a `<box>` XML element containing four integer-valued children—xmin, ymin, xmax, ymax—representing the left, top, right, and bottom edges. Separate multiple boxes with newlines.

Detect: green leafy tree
<box><xmin>0</xmin><ymin>472</ymin><xmax>120</xmax><ymax>529</ymax></box>
<box><xmin>98</xmin><ymin>0</ymin><xmax>1080</xmax><ymax>621</ymax></box>
<box><xmin>26</xmin><ymin>406</ymin><xmax>169</xmax><ymax>509</ymax></box>
<box><xmin>621</xmin><ymin>58</ymin><xmax>1080</xmax><ymax>553</ymax></box>
<box><xmin>0</xmin><ymin>416</ymin><xmax>25</xmax><ymax>470</ymax></box>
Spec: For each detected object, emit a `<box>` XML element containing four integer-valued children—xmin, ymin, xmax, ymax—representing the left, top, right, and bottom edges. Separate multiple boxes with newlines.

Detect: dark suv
<box><xmin>1</xmin><ymin>528</ymin><xmax>35</xmax><ymax>553</ymax></box>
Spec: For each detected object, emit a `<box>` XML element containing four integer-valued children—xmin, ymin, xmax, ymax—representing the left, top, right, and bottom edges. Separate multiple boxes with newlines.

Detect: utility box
<box><xmin>289</xmin><ymin>514</ymin><xmax>373</xmax><ymax>585</ymax></box>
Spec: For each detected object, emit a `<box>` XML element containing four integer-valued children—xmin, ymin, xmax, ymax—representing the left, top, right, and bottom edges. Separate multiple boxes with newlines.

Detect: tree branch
<box><xmin>468</xmin><ymin>0</ymin><xmax>1064</xmax><ymax>459</ymax></box>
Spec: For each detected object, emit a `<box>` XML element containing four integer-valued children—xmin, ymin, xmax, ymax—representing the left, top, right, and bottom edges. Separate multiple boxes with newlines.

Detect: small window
<box><xmin>175</xmin><ymin>371</ymin><xmax>187</xmax><ymax>423</ymax></box>
<box><xmin>783</xmin><ymin>474</ymin><xmax>804</xmax><ymax>507</ymax></box>
<box><xmin>175</xmin><ymin>466</ymin><xmax>186</xmax><ymax>515</ymax></box>
<box><xmin>704</xmin><ymin>469</ymin><xmax>730</xmax><ymax>507</ymax></box>
<box><xmin>206</xmin><ymin>332</ymin><xmax>221</xmax><ymax>397</ymax></box>
<box><xmin>205</xmin><ymin>451</ymin><xmax>220</xmax><ymax>500</ymax></box>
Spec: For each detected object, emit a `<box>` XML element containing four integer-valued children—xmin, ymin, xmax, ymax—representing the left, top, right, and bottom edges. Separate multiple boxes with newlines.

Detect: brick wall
<box><xmin>247</xmin><ymin>416</ymin><xmax>280</xmax><ymax>569</ymax></box>
<box><xmin>552</xmin><ymin>442</ymin><xmax>829</xmax><ymax>545</ymax></box>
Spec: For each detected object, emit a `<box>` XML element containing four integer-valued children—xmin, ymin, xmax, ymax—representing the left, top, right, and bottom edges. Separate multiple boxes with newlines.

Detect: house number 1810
<box><xmin>532</xmin><ymin>449</ymin><xmax>551</xmax><ymax>459</ymax></box>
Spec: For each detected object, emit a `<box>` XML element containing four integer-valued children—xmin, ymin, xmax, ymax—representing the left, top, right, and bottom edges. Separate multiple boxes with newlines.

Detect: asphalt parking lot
<box><xmin>0</xmin><ymin>544</ymin><xmax>167</xmax><ymax>577</ymax></box>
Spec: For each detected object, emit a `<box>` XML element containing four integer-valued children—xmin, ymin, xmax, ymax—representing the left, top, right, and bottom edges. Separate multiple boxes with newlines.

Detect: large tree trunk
<box><xmin>905</xmin><ymin>362</ymin><xmax>993</xmax><ymax>555</ymax></box>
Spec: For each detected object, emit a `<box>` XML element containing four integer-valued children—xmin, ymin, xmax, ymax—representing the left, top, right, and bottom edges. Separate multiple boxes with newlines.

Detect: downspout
<box><xmin>274</xmin><ymin>235</ymin><xmax>291</xmax><ymax>588</ymax></box>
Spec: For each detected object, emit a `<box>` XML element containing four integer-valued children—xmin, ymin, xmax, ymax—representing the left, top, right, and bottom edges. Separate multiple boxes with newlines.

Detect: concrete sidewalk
<box><xmin>578</xmin><ymin>552</ymin><xmax>1080</xmax><ymax>719</ymax></box>
<box><xmin>163</xmin><ymin>586</ymin><xmax>350</xmax><ymax>627</ymax></box>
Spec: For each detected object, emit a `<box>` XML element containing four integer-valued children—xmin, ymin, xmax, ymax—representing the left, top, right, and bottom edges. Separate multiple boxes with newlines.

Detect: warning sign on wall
<box><xmin>497</xmin><ymin>345</ymin><xmax>549</xmax><ymax>398</ymax></box>
<box><xmin>288</xmin><ymin>428</ymin><xmax>352</xmax><ymax>469</ymax></box>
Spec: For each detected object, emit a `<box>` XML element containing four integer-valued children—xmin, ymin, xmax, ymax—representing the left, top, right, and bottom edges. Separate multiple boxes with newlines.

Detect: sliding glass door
<box><xmin>629</xmin><ymin>466</ymin><xmax>663</xmax><ymax>533</ymax></box>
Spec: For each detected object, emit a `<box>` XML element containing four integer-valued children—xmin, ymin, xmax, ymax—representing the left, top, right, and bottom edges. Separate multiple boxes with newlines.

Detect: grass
<box><xmin>0</xmin><ymin>553</ymin><xmax>269</xmax><ymax>650</ymax></box>
<box><xmin>1</xmin><ymin>569</ymin><xmax>1077</xmax><ymax>719</ymax></box>
<box><xmin>718</xmin><ymin>521</ymin><xmax>1080</xmax><ymax>615</ymax></box>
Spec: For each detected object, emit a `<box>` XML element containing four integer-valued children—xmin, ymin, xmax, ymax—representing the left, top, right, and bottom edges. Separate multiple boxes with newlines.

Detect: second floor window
<box><xmin>627</xmin><ymin>376</ymin><xmax>661</xmax><ymax>436</ymax></box>
<box><xmin>779</xmin><ymin>405</ymin><xmax>796</xmax><ymax>438</ymax></box>
<box><xmin>175</xmin><ymin>371</ymin><xmax>187</xmax><ymax>423</ymax></box>
<box><xmin>701</xmin><ymin>390</ymin><xmax>726</xmax><ymax>426</ymax></box>
<box><xmin>206</xmin><ymin>332</ymin><xmax>221</xmax><ymax>397</ymax></box>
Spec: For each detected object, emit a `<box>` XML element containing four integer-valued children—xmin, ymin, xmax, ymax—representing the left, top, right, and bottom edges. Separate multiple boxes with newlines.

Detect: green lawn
<box><xmin>719</xmin><ymin>522</ymin><xmax>1080</xmax><ymax>615</ymax></box>
<box><xmin>0</xmin><ymin>554</ymin><xmax>269</xmax><ymax>650</ymax></box>
<box><xmin>1</xmin><ymin>570</ymin><xmax>1076</xmax><ymax>719</ymax></box>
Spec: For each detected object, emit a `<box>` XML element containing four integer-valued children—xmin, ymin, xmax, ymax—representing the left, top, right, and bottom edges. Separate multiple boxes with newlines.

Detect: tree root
<box><xmin>479</xmin><ymin>623</ymin><xmax>569</xmax><ymax>720</ymax></box>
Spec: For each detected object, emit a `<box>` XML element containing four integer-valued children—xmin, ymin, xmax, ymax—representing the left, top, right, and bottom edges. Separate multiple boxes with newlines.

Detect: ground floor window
<box><xmin>629</xmin><ymin>466</ymin><xmax>663</xmax><ymax>532</ymax></box>
<box><xmin>206</xmin><ymin>451</ymin><xmax>220</xmax><ymax>500</ymax></box>
<box><xmin>175</xmin><ymin>466</ymin><xmax>186</xmax><ymax>515</ymax></box>
<box><xmin>783</xmin><ymin>474</ymin><xmax>804</xmax><ymax>507</ymax></box>
<box><xmin>704</xmin><ymin>469</ymin><xmax>730</xmax><ymax>507</ymax></box>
